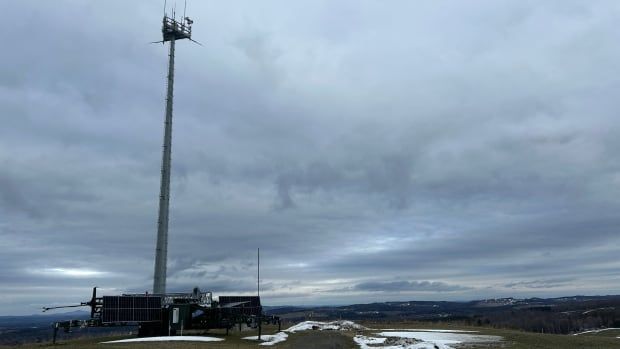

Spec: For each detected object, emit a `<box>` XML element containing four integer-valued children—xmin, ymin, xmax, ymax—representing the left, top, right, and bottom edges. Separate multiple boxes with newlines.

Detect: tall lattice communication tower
<box><xmin>152</xmin><ymin>8</ymin><xmax>197</xmax><ymax>295</ymax></box>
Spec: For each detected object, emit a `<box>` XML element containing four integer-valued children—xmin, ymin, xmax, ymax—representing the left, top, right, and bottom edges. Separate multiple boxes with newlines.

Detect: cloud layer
<box><xmin>1</xmin><ymin>0</ymin><xmax>620</xmax><ymax>315</ymax></box>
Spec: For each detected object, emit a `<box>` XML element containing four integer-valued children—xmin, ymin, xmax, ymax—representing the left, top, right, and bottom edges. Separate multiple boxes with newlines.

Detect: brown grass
<box><xmin>3</xmin><ymin>322</ymin><xmax>619</xmax><ymax>349</ymax></box>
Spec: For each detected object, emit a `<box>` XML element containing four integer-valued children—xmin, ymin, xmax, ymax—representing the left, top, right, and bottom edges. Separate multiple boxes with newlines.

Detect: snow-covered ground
<box><xmin>101</xmin><ymin>336</ymin><xmax>224</xmax><ymax>343</ymax></box>
<box><xmin>572</xmin><ymin>328</ymin><xmax>620</xmax><ymax>335</ymax></box>
<box><xmin>354</xmin><ymin>335</ymin><xmax>388</xmax><ymax>346</ymax></box>
<box><xmin>285</xmin><ymin>320</ymin><xmax>367</xmax><ymax>332</ymax></box>
<box><xmin>355</xmin><ymin>335</ymin><xmax>446</xmax><ymax>349</ymax></box>
<box><xmin>374</xmin><ymin>328</ymin><xmax>478</xmax><ymax>333</ymax></box>
<box><xmin>280</xmin><ymin>320</ymin><xmax>501</xmax><ymax>348</ymax></box>
<box><xmin>243</xmin><ymin>332</ymin><xmax>288</xmax><ymax>346</ymax></box>
<box><xmin>242</xmin><ymin>320</ymin><xmax>367</xmax><ymax>345</ymax></box>
<box><xmin>355</xmin><ymin>329</ymin><xmax>502</xmax><ymax>349</ymax></box>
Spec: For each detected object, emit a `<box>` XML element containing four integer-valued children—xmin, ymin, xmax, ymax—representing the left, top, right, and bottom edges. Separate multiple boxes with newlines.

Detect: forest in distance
<box><xmin>267</xmin><ymin>295</ymin><xmax>620</xmax><ymax>335</ymax></box>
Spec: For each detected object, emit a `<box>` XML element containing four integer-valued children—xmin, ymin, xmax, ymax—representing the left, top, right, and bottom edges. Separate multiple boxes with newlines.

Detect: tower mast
<box><xmin>153</xmin><ymin>12</ymin><xmax>194</xmax><ymax>295</ymax></box>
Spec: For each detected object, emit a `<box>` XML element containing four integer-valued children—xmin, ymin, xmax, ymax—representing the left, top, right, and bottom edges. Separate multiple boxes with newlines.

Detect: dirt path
<box><xmin>280</xmin><ymin>331</ymin><xmax>355</xmax><ymax>349</ymax></box>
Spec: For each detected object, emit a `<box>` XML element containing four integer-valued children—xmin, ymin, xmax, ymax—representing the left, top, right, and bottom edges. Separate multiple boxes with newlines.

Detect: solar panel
<box><xmin>101</xmin><ymin>296</ymin><xmax>162</xmax><ymax>323</ymax></box>
<box><xmin>219</xmin><ymin>296</ymin><xmax>261</xmax><ymax>307</ymax></box>
<box><xmin>219</xmin><ymin>296</ymin><xmax>262</xmax><ymax>317</ymax></box>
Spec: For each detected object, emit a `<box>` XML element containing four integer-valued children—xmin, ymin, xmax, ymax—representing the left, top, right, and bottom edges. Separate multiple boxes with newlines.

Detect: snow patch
<box><xmin>375</xmin><ymin>328</ymin><xmax>479</xmax><ymax>333</ymax></box>
<box><xmin>355</xmin><ymin>335</ymin><xmax>450</xmax><ymax>349</ymax></box>
<box><xmin>243</xmin><ymin>332</ymin><xmax>288</xmax><ymax>346</ymax></box>
<box><xmin>379</xmin><ymin>331</ymin><xmax>501</xmax><ymax>344</ymax></box>
<box><xmin>285</xmin><ymin>320</ymin><xmax>367</xmax><ymax>332</ymax></box>
<box><xmin>101</xmin><ymin>336</ymin><xmax>224</xmax><ymax>343</ymax></box>
<box><xmin>354</xmin><ymin>330</ymin><xmax>502</xmax><ymax>349</ymax></box>
<box><xmin>377</xmin><ymin>332</ymin><xmax>462</xmax><ymax>347</ymax></box>
<box><xmin>354</xmin><ymin>335</ymin><xmax>388</xmax><ymax>346</ymax></box>
<box><xmin>573</xmin><ymin>328</ymin><xmax>620</xmax><ymax>335</ymax></box>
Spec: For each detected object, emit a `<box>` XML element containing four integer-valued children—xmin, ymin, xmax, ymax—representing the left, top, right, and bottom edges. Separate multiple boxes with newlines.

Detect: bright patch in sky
<box><xmin>286</xmin><ymin>262</ymin><xmax>309</xmax><ymax>268</ymax></box>
<box><xmin>31</xmin><ymin>268</ymin><xmax>108</xmax><ymax>278</ymax></box>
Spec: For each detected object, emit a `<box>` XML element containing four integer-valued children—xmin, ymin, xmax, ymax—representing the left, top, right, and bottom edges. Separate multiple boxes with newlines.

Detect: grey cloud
<box><xmin>354</xmin><ymin>280</ymin><xmax>472</xmax><ymax>292</ymax></box>
<box><xmin>0</xmin><ymin>172</ymin><xmax>41</xmax><ymax>218</ymax></box>
<box><xmin>503</xmin><ymin>279</ymin><xmax>574</xmax><ymax>290</ymax></box>
<box><xmin>275</xmin><ymin>174</ymin><xmax>296</xmax><ymax>209</ymax></box>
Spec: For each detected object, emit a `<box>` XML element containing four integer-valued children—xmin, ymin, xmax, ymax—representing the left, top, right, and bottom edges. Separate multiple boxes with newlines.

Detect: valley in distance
<box><xmin>2</xmin><ymin>294</ymin><xmax>619</xmax><ymax>348</ymax></box>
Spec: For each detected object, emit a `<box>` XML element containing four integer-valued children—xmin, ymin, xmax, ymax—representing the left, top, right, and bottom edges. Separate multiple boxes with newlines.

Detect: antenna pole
<box><xmin>257</xmin><ymin>248</ymin><xmax>260</xmax><ymax>298</ymax></box>
<box><xmin>257</xmin><ymin>247</ymin><xmax>261</xmax><ymax>341</ymax></box>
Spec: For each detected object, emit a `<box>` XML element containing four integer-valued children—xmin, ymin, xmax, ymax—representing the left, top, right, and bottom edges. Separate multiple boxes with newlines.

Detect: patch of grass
<box><xmin>491</xmin><ymin>328</ymin><xmax>619</xmax><ymax>349</ymax></box>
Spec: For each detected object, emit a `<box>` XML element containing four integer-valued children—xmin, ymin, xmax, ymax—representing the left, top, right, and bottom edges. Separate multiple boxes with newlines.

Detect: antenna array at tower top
<box><xmin>162</xmin><ymin>15</ymin><xmax>193</xmax><ymax>42</ymax></box>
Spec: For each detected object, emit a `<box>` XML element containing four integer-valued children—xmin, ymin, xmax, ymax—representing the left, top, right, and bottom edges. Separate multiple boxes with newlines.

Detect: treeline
<box><xmin>296</xmin><ymin>296</ymin><xmax>620</xmax><ymax>335</ymax></box>
<box><xmin>461</xmin><ymin>301</ymin><xmax>620</xmax><ymax>334</ymax></box>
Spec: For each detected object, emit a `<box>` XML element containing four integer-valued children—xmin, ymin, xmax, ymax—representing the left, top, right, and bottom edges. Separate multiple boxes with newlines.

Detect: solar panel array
<box><xmin>219</xmin><ymin>296</ymin><xmax>262</xmax><ymax>317</ymax></box>
<box><xmin>219</xmin><ymin>296</ymin><xmax>261</xmax><ymax>307</ymax></box>
<box><xmin>101</xmin><ymin>296</ymin><xmax>162</xmax><ymax>323</ymax></box>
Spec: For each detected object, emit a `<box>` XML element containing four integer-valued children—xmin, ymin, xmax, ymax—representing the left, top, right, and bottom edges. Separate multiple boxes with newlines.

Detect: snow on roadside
<box><xmin>378</xmin><ymin>331</ymin><xmax>501</xmax><ymax>344</ymax></box>
<box><xmin>101</xmin><ymin>336</ymin><xmax>224</xmax><ymax>343</ymax></box>
<box><xmin>281</xmin><ymin>320</ymin><xmax>501</xmax><ymax>349</ymax></box>
<box><xmin>354</xmin><ymin>335</ymin><xmax>388</xmax><ymax>346</ymax></box>
<box><xmin>354</xmin><ymin>335</ymin><xmax>451</xmax><ymax>349</ymax></box>
<box><xmin>243</xmin><ymin>332</ymin><xmax>289</xmax><ymax>346</ymax></box>
<box><xmin>285</xmin><ymin>320</ymin><xmax>367</xmax><ymax>332</ymax></box>
<box><xmin>572</xmin><ymin>328</ymin><xmax>620</xmax><ymax>335</ymax></box>
<box><xmin>241</xmin><ymin>320</ymin><xmax>365</xmax><ymax>346</ymax></box>
<box><xmin>354</xmin><ymin>329</ymin><xmax>502</xmax><ymax>349</ymax></box>
<box><xmin>374</xmin><ymin>328</ymin><xmax>478</xmax><ymax>333</ymax></box>
<box><xmin>377</xmin><ymin>331</ymin><xmax>466</xmax><ymax>348</ymax></box>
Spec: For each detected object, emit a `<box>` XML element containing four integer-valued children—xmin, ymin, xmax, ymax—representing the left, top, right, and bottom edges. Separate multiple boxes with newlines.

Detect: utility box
<box><xmin>168</xmin><ymin>304</ymin><xmax>191</xmax><ymax>332</ymax></box>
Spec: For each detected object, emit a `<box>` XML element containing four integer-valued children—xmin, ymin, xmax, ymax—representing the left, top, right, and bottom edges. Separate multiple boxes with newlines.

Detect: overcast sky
<box><xmin>1</xmin><ymin>0</ymin><xmax>620</xmax><ymax>315</ymax></box>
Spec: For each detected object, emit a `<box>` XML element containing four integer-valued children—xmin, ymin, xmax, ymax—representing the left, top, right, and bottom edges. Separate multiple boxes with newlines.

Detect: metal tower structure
<box><xmin>153</xmin><ymin>11</ymin><xmax>195</xmax><ymax>295</ymax></box>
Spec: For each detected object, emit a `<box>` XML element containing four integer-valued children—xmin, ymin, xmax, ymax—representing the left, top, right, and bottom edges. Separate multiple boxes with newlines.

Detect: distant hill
<box><xmin>0</xmin><ymin>310</ymin><xmax>129</xmax><ymax>346</ymax></box>
<box><xmin>0</xmin><ymin>310</ymin><xmax>89</xmax><ymax>326</ymax></box>
<box><xmin>269</xmin><ymin>295</ymin><xmax>620</xmax><ymax>334</ymax></box>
